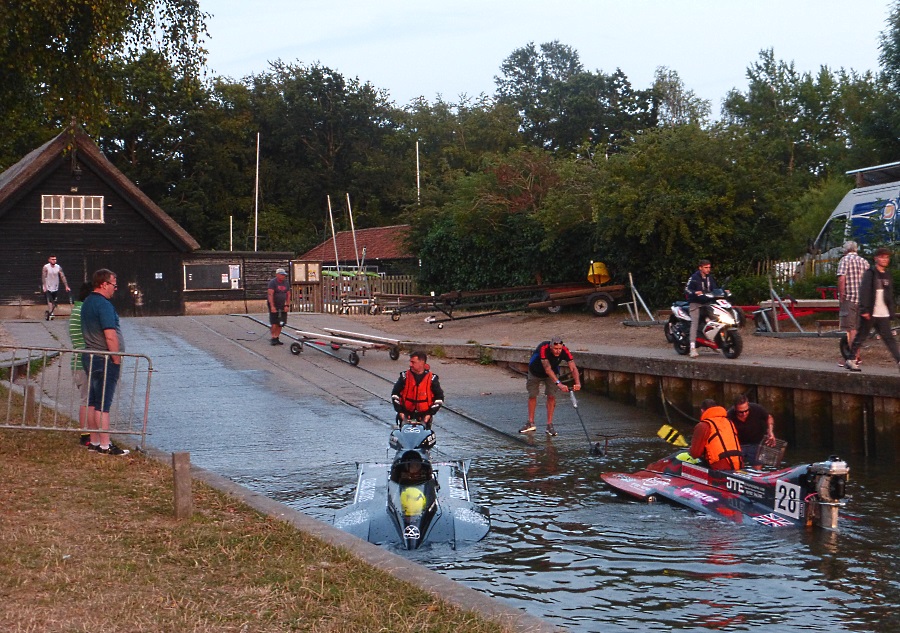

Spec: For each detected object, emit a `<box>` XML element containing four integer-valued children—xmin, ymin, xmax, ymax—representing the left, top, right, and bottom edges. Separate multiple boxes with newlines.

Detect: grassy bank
<box><xmin>0</xmin><ymin>426</ymin><xmax>509</xmax><ymax>632</ymax></box>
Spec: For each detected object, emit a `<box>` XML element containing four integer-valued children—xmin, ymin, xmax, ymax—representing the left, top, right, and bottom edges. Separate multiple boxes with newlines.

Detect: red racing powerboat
<box><xmin>602</xmin><ymin>452</ymin><xmax>849</xmax><ymax>529</ymax></box>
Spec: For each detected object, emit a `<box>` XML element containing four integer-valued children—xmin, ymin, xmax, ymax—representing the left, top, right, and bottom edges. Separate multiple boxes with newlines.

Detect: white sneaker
<box><xmin>845</xmin><ymin>358</ymin><xmax>860</xmax><ymax>372</ymax></box>
<box><xmin>689</xmin><ymin>348</ymin><xmax>699</xmax><ymax>358</ymax></box>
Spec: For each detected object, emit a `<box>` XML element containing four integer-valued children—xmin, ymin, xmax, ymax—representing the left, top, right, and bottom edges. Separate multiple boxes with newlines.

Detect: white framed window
<box><xmin>41</xmin><ymin>195</ymin><xmax>104</xmax><ymax>223</ymax></box>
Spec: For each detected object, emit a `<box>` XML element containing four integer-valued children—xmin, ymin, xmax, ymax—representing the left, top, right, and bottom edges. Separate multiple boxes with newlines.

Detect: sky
<box><xmin>200</xmin><ymin>0</ymin><xmax>893</xmax><ymax>116</ymax></box>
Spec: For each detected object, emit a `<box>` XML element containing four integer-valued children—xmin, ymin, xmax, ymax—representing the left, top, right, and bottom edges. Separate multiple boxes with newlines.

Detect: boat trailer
<box><xmin>289</xmin><ymin>327</ymin><xmax>402</xmax><ymax>366</ymax></box>
<box><xmin>375</xmin><ymin>263</ymin><xmax>626</xmax><ymax>327</ymax></box>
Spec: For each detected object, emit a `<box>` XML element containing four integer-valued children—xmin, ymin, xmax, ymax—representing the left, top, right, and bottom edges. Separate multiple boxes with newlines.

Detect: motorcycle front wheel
<box><xmin>721</xmin><ymin>330</ymin><xmax>743</xmax><ymax>359</ymax></box>
<box><xmin>673</xmin><ymin>330</ymin><xmax>690</xmax><ymax>356</ymax></box>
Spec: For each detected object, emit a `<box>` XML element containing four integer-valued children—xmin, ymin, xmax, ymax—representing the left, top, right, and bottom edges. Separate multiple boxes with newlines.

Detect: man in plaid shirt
<box><xmin>836</xmin><ymin>241</ymin><xmax>869</xmax><ymax>365</ymax></box>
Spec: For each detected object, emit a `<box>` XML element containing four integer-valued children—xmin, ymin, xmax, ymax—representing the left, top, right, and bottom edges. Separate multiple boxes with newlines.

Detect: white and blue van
<box><xmin>814</xmin><ymin>161</ymin><xmax>899</xmax><ymax>255</ymax></box>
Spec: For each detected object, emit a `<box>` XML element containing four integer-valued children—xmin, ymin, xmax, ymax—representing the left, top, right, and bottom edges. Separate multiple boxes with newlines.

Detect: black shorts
<box><xmin>269</xmin><ymin>310</ymin><xmax>287</xmax><ymax>326</ymax></box>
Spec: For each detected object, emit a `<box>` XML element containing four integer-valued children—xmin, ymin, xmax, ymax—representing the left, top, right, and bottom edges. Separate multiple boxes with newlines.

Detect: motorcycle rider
<box><xmin>392</xmin><ymin>351</ymin><xmax>444</xmax><ymax>429</ymax></box>
<box><xmin>685</xmin><ymin>259</ymin><xmax>722</xmax><ymax>358</ymax></box>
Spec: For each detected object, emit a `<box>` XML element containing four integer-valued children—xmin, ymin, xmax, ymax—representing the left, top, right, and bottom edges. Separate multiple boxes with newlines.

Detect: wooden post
<box><xmin>607</xmin><ymin>371</ymin><xmax>635</xmax><ymax>405</ymax></box>
<box><xmin>24</xmin><ymin>382</ymin><xmax>37</xmax><ymax>422</ymax></box>
<box><xmin>172</xmin><ymin>451</ymin><xmax>192</xmax><ymax>519</ymax></box>
<box><xmin>634</xmin><ymin>374</ymin><xmax>661</xmax><ymax>414</ymax></box>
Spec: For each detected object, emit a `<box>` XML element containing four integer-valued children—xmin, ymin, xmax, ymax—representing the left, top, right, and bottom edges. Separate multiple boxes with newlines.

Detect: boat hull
<box><xmin>602</xmin><ymin>453</ymin><xmax>849</xmax><ymax>529</ymax></box>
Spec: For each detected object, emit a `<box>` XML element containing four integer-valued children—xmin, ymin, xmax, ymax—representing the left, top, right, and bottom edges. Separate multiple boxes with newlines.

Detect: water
<box><xmin>127</xmin><ymin>318</ymin><xmax>899</xmax><ymax>633</ymax></box>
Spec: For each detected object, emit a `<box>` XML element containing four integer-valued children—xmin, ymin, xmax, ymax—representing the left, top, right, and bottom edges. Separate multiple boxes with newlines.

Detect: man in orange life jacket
<box><xmin>689</xmin><ymin>399</ymin><xmax>743</xmax><ymax>470</ymax></box>
<box><xmin>391</xmin><ymin>351</ymin><xmax>444</xmax><ymax>429</ymax></box>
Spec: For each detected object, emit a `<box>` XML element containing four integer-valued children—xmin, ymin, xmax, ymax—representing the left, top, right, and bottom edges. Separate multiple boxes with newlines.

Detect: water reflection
<box><xmin>278</xmin><ymin>436</ymin><xmax>897</xmax><ymax>633</ymax></box>
<box><xmin>128</xmin><ymin>320</ymin><xmax>898</xmax><ymax>633</ymax></box>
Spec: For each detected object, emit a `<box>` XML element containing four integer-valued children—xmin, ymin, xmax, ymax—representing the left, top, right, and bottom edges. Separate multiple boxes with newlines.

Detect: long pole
<box><xmin>346</xmin><ymin>193</ymin><xmax>361</xmax><ymax>271</ymax></box>
<box><xmin>416</xmin><ymin>141</ymin><xmax>421</xmax><ymax>206</ymax></box>
<box><xmin>229</xmin><ymin>215</ymin><xmax>233</xmax><ymax>252</ymax></box>
<box><xmin>327</xmin><ymin>196</ymin><xmax>343</xmax><ymax>306</ymax></box>
<box><xmin>253</xmin><ymin>132</ymin><xmax>260</xmax><ymax>251</ymax></box>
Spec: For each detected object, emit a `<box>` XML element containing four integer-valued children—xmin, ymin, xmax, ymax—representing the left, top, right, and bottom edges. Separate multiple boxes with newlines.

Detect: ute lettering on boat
<box><xmin>678</xmin><ymin>487</ymin><xmax>717</xmax><ymax>504</ymax></box>
<box><xmin>727</xmin><ymin>478</ymin><xmax>767</xmax><ymax>500</ymax></box>
<box><xmin>726</xmin><ymin>477</ymin><xmax>767</xmax><ymax>499</ymax></box>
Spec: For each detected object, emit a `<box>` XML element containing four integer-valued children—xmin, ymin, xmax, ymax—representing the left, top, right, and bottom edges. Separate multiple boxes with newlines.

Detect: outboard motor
<box><xmin>806</xmin><ymin>456</ymin><xmax>850</xmax><ymax>529</ymax></box>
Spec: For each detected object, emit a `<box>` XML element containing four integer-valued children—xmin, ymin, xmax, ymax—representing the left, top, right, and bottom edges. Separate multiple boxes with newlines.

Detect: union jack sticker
<box><xmin>752</xmin><ymin>513</ymin><xmax>794</xmax><ymax>527</ymax></box>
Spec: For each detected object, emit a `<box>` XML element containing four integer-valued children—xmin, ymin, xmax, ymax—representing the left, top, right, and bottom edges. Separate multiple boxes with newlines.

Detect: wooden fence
<box><xmin>755</xmin><ymin>256</ymin><xmax>840</xmax><ymax>284</ymax></box>
<box><xmin>292</xmin><ymin>274</ymin><xmax>418</xmax><ymax>315</ymax></box>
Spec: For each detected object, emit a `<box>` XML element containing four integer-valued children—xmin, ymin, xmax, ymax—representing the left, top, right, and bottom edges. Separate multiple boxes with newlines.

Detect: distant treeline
<box><xmin>3</xmin><ymin>2</ymin><xmax>900</xmax><ymax>303</ymax></box>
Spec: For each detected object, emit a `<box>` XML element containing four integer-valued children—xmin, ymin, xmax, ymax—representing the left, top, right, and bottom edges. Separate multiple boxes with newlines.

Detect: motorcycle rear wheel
<box><xmin>721</xmin><ymin>330</ymin><xmax>743</xmax><ymax>359</ymax></box>
<box><xmin>664</xmin><ymin>316</ymin><xmax>677</xmax><ymax>343</ymax></box>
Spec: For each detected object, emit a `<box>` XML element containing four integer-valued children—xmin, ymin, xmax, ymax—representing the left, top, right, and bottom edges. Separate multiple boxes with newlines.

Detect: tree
<box><xmin>495</xmin><ymin>41</ymin><xmax>584</xmax><ymax>148</ymax></box>
<box><xmin>722</xmin><ymin>49</ymin><xmax>850</xmax><ymax>183</ymax></box>
<box><xmin>413</xmin><ymin>148</ymin><xmax>577</xmax><ymax>291</ymax></box>
<box><xmin>590</xmin><ymin>124</ymin><xmax>793</xmax><ymax>303</ymax></box>
<box><xmin>652</xmin><ymin>67</ymin><xmax>711</xmax><ymax>127</ymax></box>
<box><xmin>879</xmin><ymin>0</ymin><xmax>900</xmax><ymax>92</ymax></box>
<box><xmin>0</xmin><ymin>0</ymin><xmax>208</xmax><ymax>166</ymax></box>
<box><xmin>243</xmin><ymin>61</ymin><xmax>413</xmax><ymax>252</ymax></box>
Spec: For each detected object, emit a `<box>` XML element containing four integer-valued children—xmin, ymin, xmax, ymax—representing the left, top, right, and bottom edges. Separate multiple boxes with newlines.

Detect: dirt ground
<box><xmin>3</xmin><ymin>307</ymin><xmax>897</xmax><ymax>369</ymax></box>
<box><xmin>347</xmin><ymin>306</ymin><xmax>900</xmax><ymax>370</ymax></box>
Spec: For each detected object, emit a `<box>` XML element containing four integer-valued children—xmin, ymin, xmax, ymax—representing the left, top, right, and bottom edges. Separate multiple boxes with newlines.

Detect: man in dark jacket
<box><xmin>685</xmin><ymin>259</ymin><xmax>721</xmax><ymax>358</ymax></box>
<box><xmin>845</xmin><ymin>248</ymin><xmax>899</xmax><ymax>372</ymax></box>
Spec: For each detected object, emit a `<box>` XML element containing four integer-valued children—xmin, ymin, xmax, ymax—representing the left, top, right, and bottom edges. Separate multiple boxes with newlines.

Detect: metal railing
<box><xmin>0</xmin><ymin>345</ymin><xmax>153</xmax><ymax>450</ymax></box>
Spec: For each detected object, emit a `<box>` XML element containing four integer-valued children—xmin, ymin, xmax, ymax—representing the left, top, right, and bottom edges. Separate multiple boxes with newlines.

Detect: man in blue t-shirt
<box><xmin>80</xmin><ymin>268</ymin><xmax>129</xmax><ymax>456</ymax></box>
<box><xmin>520</xmin><ymin>336</ymin><xmax>581</xmax><ymax>436</ymax></box>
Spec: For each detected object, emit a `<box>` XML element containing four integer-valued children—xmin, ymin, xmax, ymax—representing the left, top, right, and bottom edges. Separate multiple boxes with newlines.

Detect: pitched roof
<box><xmin>299</xmin><ymin>224</ymin><xmax>413</xmax><ymax>264</ymax></box>
<box><xmin>0</xmin><ymin>126</ymin><xmax>200</xmax><ymax>252</ymax></box>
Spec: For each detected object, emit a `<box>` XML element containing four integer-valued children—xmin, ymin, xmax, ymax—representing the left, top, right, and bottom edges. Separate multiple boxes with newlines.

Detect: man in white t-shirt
<box><xmin>845</xmin><ymin>248</ymin><xmax>899</xmax><ymax>372</ymax></box>
<box><xmin>41</xmin><ymin>255</ymin><xmax>70</xmax><ymax>319</ymax></box>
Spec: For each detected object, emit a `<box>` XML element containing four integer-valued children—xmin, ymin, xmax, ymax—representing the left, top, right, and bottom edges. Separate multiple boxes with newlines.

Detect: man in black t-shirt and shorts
<box><xmin>520</xmin><ymin>336</ymin><xmax>581</xmax><ymax>437</ymax></box>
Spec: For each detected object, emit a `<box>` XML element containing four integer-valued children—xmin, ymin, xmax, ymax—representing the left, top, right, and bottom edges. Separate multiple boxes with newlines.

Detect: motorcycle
<box><xmin>666</xmin><ymin>289</ymin><xmax>744</xmax><ymax>359</ymax></box>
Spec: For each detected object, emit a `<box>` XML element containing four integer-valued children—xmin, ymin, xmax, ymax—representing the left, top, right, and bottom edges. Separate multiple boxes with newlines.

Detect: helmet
<box><xmin>400</xmin><ymin>486</ymin><xmax>427</xmax><ymax>517</ymax></box>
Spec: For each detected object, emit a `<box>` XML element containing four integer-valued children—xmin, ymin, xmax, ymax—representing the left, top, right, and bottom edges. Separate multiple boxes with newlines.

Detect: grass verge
<box><xmin>0</xmin><ymin>425</ymin><xmax>509</xmax><ymax>633</ymax></box>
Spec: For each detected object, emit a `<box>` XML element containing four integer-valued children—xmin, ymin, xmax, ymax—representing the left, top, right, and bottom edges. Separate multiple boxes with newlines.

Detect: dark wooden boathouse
<box><xmin>0</xmin><ymin>126</ymin><xmax>200</xmax><ymax>317</ymax></box>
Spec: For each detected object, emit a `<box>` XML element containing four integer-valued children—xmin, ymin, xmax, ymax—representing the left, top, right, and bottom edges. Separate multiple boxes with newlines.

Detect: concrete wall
<box><xmin>411</xmin><ymin>342</ymin><xmax>900</xmax><ymax>462</ymax></box>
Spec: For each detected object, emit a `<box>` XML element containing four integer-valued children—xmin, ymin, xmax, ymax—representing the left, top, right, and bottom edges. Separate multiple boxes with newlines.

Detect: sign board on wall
<box><xmin>184</xmin><ymin>264</ymin><xmax>243</xmax><ymax>290</ymax></box>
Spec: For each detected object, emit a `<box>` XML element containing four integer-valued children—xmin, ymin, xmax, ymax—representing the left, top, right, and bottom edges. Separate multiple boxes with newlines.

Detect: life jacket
<box><xmin>399</xmin><ymin>369</ymin><xmax>435</xmax><ymax>415</ymax></box>
<box><xmin>700</xmin><ymin>407</ymin><xmax>743</xmax><ymax>470</ymax></box>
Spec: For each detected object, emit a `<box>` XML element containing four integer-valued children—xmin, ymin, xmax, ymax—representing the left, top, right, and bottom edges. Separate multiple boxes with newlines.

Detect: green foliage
<box><xmin>495</xmin><ymin>41</ymin><xmax>655</xmax><ymax>154</ymax></box>
<box><xmin>588</xmin><ymin>124</ymin><xmax>796</xmax><ymax>306</ymax></box>
<box><xmin>476</xmin><ymin>346</ymin><xmax>494</xmax><ymax>365</ymax></box>
<box><xmin>0</xmin><ymin>0</ymin><xmax>208</xmax><ymax>146</ymax></box>
<box><xmin>725</xmin><ymin>275</ymin><xmax>773</xmax><ymax>306</ymax></box>
<box><xmin>413</xmin><ymin>148</ymin><xmax>590</xmax><ymax>292</ymax></box>
<box><xmin>785</xmin><ymin>175</ymin><xmax>854</xmax><ymax>252</ymax></box>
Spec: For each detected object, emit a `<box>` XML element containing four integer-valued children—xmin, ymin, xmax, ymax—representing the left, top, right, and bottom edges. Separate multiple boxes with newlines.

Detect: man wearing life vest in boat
<box><xmin>689</xmin><ymin>399</ymin><xmax>744</xmax><ymax>470</ymax></box>
<box><xmin>391</xmin><ymin>351</ymin><xmax>444</xmax><ymax>429</ymax></box>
